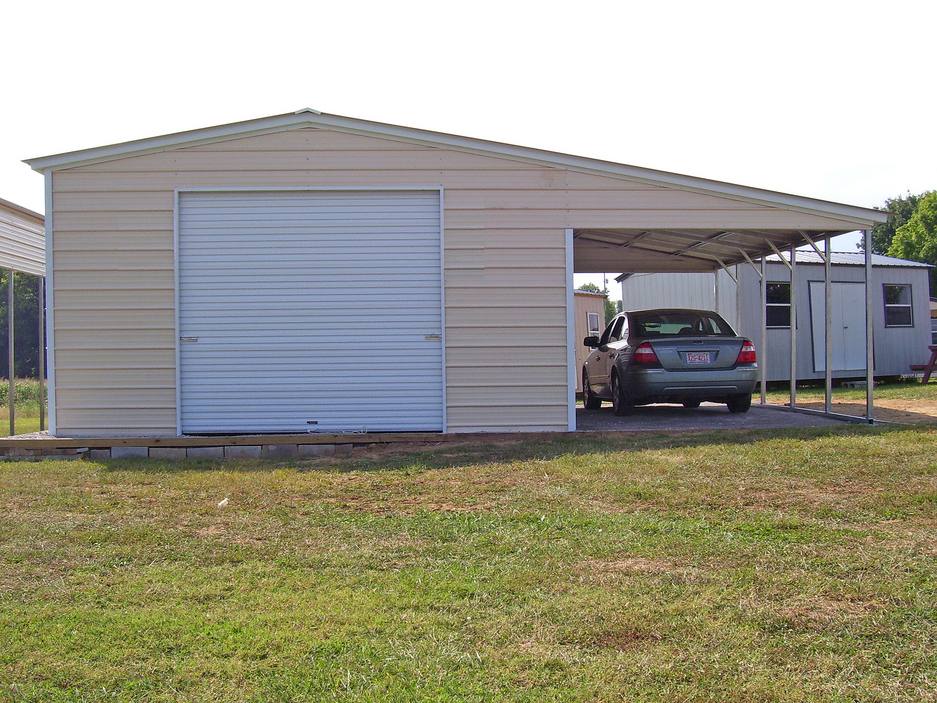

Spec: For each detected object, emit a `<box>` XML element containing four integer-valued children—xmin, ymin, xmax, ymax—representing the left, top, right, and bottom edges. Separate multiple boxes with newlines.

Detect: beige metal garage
<box><xmin>26</xmin><ymin>109</ymin><xmax>887</xmax><ymax>437</ymax></box>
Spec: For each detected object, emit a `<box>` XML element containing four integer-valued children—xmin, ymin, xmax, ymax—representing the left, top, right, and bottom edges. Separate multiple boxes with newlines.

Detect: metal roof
<box><xmin>25</xmin><ymin>109</ymin><xmax>889</xmax><ymax>275</ymax></box>
<box><xmin>765</xmin><ymin>251</ymin><xmax>932</xmax><ymax>267</ymax></box>
<box><xmin>0</xmin><ymin>197</ymin><xmax>44</xmax><ymax>277</ymax></box>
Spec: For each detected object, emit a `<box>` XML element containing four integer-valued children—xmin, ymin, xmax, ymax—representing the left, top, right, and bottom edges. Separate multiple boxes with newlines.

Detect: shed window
<box><xmin>765</xmin><ymin>282</ymin><xmax>791</xmax><ymax>328</ymax></box>
<box><xmin>884</xmin><ymin>284</ymin><xmax>913</xmax><ymax>327</ymax></box>
<box><xmin>587</xmin><ymin>312</ymin><xmax>601</xmax><ymax>336</ymax></box>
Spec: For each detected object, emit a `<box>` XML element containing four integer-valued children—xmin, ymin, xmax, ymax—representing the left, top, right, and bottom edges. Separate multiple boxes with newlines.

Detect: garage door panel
<box><xmin>178</xmin><ymin>190</ymin><xmax>444</xmax><ymax>434</ymax></box>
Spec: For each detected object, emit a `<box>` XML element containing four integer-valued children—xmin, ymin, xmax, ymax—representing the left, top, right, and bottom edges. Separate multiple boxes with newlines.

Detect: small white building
<box><xmin>573</xmin><ymin>289</ymin><xmax>607</xmax><ymax>392</ymax></box>
<box><xmin>618</xmin><ymin>252</ymin><xmax>932</xmax><ymax>381</ymax></box>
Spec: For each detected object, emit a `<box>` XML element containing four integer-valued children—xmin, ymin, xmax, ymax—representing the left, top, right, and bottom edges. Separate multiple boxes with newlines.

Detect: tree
<box><xmin>577</xmin><ymin>282</ymin><xmax>602</xmax><ymax>294</ymax></box>
<box><xmin>606</xmin><ymin>298</ymin><xmax>623</xmax><ymax>324</ymax></box>
<box><xmin>0</xmin><ymin>271</ymin><xmax>45</xmax><ymax>379</ymax></box>
<box><xmin>861</xmin><ymin>192</ymin><xmax>924</xmax><ymax>254</ymax></box>
<box><xmin>887</xmin><ymin>191</ymin><xmax>937</xmax><ymax>294</ymax></box>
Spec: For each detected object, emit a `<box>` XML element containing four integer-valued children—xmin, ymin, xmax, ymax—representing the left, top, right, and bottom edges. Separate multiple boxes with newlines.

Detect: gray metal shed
<box><xmin>24</xmin><ymin>109</ymin><xmax>889</xmax><ymax>436</ymax></box>
<box><xmin>619</xmin><ymin>253</ymin><xmax>932</xmax><ymax>382</ymax></box>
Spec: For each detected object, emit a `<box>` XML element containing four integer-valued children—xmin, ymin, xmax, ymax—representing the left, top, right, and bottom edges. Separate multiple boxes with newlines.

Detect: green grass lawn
<box><xmin>0</xmin><ymin>378</ymin><xmax>47</xmax><ymax>435</ymax></box>
<box><xmin>764</xmin><ymin>377</ymin><xmax>937</xmax><ymax>404</ymax></box>
<box><xmin>2</xmin><ymin>427</ymin><xmax>936</xmax><ymax>702</ymax></box>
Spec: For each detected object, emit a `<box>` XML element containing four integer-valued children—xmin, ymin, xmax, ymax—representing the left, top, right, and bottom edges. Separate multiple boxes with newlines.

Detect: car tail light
<box><xmin>736</xmin><ymin>339</ymin><xmax>757</xmax><ymax>364</ymax></box>
<box><xmin>632</xmin><ymin>341</ymin><xmax>660</xmax><ymax>366</ymax></box>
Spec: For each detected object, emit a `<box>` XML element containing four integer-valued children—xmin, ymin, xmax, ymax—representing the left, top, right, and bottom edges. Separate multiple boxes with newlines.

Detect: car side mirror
<box><xmin>584</xmin><ymin>336</ymin><xmax>600</xmax><ymax>348</ymax></box>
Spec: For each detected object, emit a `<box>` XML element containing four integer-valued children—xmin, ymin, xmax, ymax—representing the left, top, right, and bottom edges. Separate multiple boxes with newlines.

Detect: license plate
<box><xmin>686</xmin><ymin>351</ymin><xmax>711</xmax><ymax>365</ymax></box>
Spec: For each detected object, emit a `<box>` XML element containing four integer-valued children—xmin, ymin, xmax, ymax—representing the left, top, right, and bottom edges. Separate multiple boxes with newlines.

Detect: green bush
<box><xmin>0</xmin><ymin>378</ymin><xmax>46</xmax><ymax>406</ymax></box>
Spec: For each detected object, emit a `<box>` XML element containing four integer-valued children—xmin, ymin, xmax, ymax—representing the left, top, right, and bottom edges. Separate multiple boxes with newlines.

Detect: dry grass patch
<box><xmin>1</xmin><ymin>426</ymin><xmax>936</xmax><ymax>701</ymax></box>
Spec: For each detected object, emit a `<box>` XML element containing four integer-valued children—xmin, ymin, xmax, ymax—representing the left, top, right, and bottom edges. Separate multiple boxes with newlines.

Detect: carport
<box><xmin>569</xmin><ymin>195</ymin><xmax>888</xmax><ymax>427</ymax></box>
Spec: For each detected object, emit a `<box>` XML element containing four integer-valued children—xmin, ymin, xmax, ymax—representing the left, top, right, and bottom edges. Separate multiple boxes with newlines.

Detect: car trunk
<box><xmin>648</xmin><ymin>336</ymin><xmax>744</xmax><ymax>371</ymax></box>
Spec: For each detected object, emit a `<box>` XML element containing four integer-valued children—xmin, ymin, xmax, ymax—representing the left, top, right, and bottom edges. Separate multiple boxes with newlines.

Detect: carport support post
<box><xmin>825</xmin><ymin>237</ymin><xmax>833</xmax><ymax>413</ymax></box>
<box><xmin>735</xmin><ymin>265</ymin><xmax>742</xmax><ymax>335</ymax></box>
<box><xmin>565</xmin><ymin>228</ymin><xmax>576</xmax><ymax>432</ymax></box>
<box><xmin>38</xmin><ymin>277</ymin><xmax>44</xmax><ymax>432</ymax></box>
<box><xmin>7</xmin><ymin>268</ymin><xmax>13</xmax><ymax>436</ymax></box>
<box><xmin>865</xmin><ymin>230</ymin><xmax>874</xmax><ymax>422</ymax></box>
<box><xmin>789</xmin><ymin>247</ymin><xmax>797</xmax><ymax>408</ymax></box>
<box><xmin>760</xmin><ymin>256</ymin><xmax>767</xmax><ymax>405</ymax></box>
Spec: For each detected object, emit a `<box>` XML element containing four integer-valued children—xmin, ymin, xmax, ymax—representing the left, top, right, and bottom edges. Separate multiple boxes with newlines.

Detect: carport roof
<box><xmin>25</xmin><ymin>108</ymin><xmax>888</xmax><ymax>273</ymax></box>
<box><xmin>0</xmin><ymin>197</ymin><xmax>44</xmax><ymax>277</ymax></box>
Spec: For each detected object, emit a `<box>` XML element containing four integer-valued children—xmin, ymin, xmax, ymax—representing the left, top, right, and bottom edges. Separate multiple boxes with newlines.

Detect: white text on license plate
<box><xmin>686</xmin><ymin>351</ymin><xmax>711</xmax><ymax>365</ymax></box>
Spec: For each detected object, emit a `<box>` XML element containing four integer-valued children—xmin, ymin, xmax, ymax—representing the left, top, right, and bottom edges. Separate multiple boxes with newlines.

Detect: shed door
<box><xmin>809</xmin><ymin>281</ymin><xmax>867</xmax><ymax>372</ymax></box>
<box><xmin>177</xmin><ymin>190</ymin><xmax>444</xmax><ymax>434</ymax></box>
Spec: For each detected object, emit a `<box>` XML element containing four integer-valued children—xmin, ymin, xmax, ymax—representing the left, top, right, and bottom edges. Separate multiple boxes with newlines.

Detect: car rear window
<box><xmin>631</xmin><ymin>312</ymin><xmax>735</xmax><ymax>338</ymax></box>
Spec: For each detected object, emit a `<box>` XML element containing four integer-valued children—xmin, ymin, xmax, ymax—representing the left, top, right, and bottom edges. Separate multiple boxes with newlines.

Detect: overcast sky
<box><xmin>3</xmin><ymin>0</ymin><xmax>934</xmax><ymax>297</ymax></box>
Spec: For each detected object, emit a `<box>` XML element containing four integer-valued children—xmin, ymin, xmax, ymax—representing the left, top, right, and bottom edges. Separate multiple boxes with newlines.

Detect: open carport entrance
<box><xmin>569</xmin><ymin>223</ymin><xmax>881</xmax><ymax>429</ymax></box>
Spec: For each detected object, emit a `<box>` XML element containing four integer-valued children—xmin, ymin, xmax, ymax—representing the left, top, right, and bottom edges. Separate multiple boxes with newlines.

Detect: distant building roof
<box><xmin>766</xmin><ymin>251</ymin><xmax>931</xmax><ymax>267</ymax></box>
<box><xmin>0</xmin><ymin>197</ymin><xmax>45</xmax><ymax>277</ymax></box>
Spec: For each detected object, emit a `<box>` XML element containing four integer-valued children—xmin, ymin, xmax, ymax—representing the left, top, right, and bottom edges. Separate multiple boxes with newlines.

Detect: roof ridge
<box><xmin>24</xmin><ymin>109</ymin><xmax>888</xmax><ymax>228</ymax></box>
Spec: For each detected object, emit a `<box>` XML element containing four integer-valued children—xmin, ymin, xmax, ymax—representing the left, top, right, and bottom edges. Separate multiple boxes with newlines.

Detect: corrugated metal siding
<box><xmin>177</xmin><ymin>190</ymin><xmax>443</xmax><ymax>433</ymax></box>
<box><xmin>0</xmin><ymin>204</ymin><xmax>44</xmax><ymax>277</ymax></box>
<box><xmin>735</xmin><ymin>261</ymin><xmax>931</xmax><ymax>381</ymax></box>
<box><xmin>619</xmin><ymin>261</ymin><xmax>933</xmax><ymax>383</ymax></box>
<box><xmin>50</xmin><ymin>127</ymin><xmax>876</xmax><ymax>435</ymax></box>
<box><xmin>619</xmin><ymin>270</ymin><xmax>738</xmax><ymax>326</ymax></box>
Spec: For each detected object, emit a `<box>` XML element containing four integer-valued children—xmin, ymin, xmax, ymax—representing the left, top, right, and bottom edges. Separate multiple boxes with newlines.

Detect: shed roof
<box><xmin>0</xmin><ymin>197</ymin><xmax>44</xmax><ymax>277</ymax></box>
<box><xmin>25</xmin><ymin>109</ymin><xmax>889</xmax><ymax>274</ymax></box>
<box><xmin>765</xmin><ymin>251</ymin><xmax>932</xmax><ymax>268</ymax></box>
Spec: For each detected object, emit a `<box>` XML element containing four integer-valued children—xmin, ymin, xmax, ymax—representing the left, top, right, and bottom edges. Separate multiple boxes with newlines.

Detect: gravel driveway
<box><xmin>577</xmin><ymin>401</ymin><xmax>851</xmax><ymax>432</ymax></box>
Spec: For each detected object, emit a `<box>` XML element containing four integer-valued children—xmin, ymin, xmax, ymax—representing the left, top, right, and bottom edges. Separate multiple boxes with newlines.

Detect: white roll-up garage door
<box><xmin>177</xmin><ymin>190</ymin><xmax>444</xmax><ymax>434</ymax></box>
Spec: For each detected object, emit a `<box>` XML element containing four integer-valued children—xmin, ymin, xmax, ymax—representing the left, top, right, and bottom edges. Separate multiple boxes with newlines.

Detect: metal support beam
<box><xmin>617</xmin><ymin>231</ymin><xmax>655</xmax><ymax>250</ymax></box>
<box><xmin>38</xmin><ymin>278</ymin><xmax>45</xmax><ymax>432</ymax></box>
<box><xmin>735</xmin><ymin>264</ymin><xmax>742</xmax><ymax>334</ymax></box>
<box><xmin>790</xmin><ymin>248</ymin><xmax>797</xmax><ymax>408</ymax></box>
<box><xmin>760</xmin><ymin>256</ymin><xmax>767</xmax><ymax>405</ymax></box>
<box><xmin>713</xmin><ymin>269</ymin><xmax>720</xmax><ymax>317</ymax></box>
<box><xmin>671</xmin><ymin>231</ymin><xmax>733</xmax><ymax>256</ymax></box>
<box><xmin>7</xmin><ymin>268</ymin><xmax>13</xmax><ymax>436</ymax></box>
<box><xmin>799</xmin><ymin>230</ymin><xmax>828</xmax><ymax>261</ymax></box>
<box><xmin>825</xmin><ymin>236</ymin><xmax>833</xmax><ymax>414</ymax></box>
<box><xmin>865</xmin><ymin>230</ymin><xmax>874</xmax><ymax>423</ymax></box>
<box><xmin>738</xmin><ymin>248</ymin><xmax>762</xmax><ymax>277</ymax></box>
<box><xmin>766</xmin><ymin>239</ymin><xmax>792</xmax><ymax>270</ymax></box>
<box><xmin>565</xmin><ymin>228</ymin><xmax>576</xmax><ymax>432</ymax></box>
<box><xmin>719</xmin><ymin>262</ymin><xmax>738</xmax><ymax>285</ymax></box>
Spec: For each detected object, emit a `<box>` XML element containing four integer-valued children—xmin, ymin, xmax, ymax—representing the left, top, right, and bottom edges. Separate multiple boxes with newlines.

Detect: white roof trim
<box><xmin>24</xmin><ymin>110</ymin><xmax>889</xmax><ymax>228</ymax></box>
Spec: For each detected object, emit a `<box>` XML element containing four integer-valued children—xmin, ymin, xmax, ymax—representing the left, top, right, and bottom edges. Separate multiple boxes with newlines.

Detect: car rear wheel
<box><xmin>727</xmin><ymin>393</ymin><xmax>752</xmax><ymax>413</ymax></box>
<box><xmin>682</xmin><ymin>400</ymin><xmax>701</xmax><ymax>409</ymax></box>
<box><xmin>611</xmin><ymin>373</ymin><xmax>634</xmax><ymax>416</ymax></box>
<box><xmin>582</xmin><ymin>372</ymin><xmax>602</xmax><ymax>409</ymax></box>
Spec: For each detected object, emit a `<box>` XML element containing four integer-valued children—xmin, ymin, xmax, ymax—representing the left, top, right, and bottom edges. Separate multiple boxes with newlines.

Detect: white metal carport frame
<box><xmin>568</xmin><ymin>220</ymin><xmax>884</xmax><ymax>431</ymax></box>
